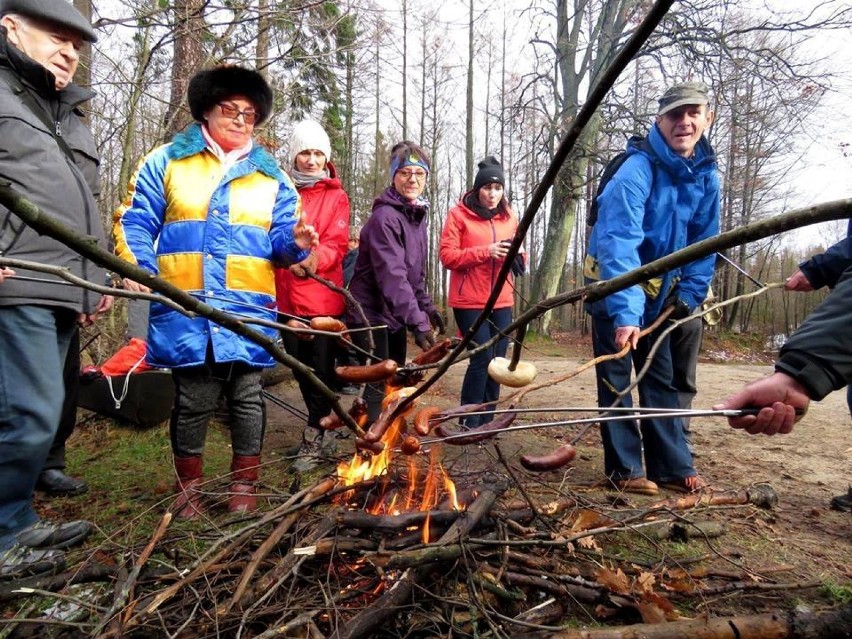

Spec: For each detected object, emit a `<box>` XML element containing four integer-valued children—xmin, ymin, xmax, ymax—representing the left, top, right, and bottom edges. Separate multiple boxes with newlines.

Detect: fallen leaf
<box><xmin>596</xmin><ymin>567</ymin><xmax>630</xmax><ymax>594</ymax></box>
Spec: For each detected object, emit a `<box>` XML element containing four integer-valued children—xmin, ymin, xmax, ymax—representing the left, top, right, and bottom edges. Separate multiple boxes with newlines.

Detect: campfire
<box><xmin>336</xmin><ymin>384</ymin><xmax>466</xmax><ymax>545</ymax></box>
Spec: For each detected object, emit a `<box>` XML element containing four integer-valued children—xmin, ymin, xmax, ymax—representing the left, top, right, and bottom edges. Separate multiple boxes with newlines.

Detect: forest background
<box><xmin>72</xmin><ymin>0</ymin><xmax>852</xmax><ymax>349</ymax></box>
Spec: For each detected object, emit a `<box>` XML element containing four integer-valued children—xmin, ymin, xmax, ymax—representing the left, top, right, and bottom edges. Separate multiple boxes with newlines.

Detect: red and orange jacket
<box><xmin>275</xmin><ymin>162</ymin><xmax>350</xmax><ymax>317</ymax></box>
<box><xmin>439</xmin><ymin>195</ymin><xmax>520</xmax><ymax>310</ymax></box>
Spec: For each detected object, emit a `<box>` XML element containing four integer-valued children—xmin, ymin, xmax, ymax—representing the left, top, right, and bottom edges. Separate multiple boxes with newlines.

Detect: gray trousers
<box><xmin>669</xmin><ymin>315</ymin><xmax>703</xmax><ymax>428</ymax></box>
<box><xmin>170</xmin><ymin>360</ymin><xmax>265</xmax><ymax>458</ymax></box>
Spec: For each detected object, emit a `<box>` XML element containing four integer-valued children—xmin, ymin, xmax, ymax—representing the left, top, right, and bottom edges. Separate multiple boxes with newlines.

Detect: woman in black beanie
<box><xmin>439</xmin><ymin>156</ymin><xmax>525</xmax><ymax>428</ymax></box>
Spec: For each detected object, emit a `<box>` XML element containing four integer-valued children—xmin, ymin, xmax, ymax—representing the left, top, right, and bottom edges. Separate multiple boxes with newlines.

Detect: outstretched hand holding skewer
<box><xmin>713</xmin><ymin>372</ymin><xmax>809</xmax><ymax>436</ymax></box>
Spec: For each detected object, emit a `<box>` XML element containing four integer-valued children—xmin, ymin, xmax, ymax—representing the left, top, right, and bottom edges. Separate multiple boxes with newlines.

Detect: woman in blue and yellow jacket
<box><xmin>113</xmin><ymin>65</ymin><xmax>317</xmax><ymax>518</ymax></box>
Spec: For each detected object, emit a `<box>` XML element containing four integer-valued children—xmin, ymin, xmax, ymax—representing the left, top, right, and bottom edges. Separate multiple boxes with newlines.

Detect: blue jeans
<box><xmin>0</xmin><ymin>306</ymin><xmax>76</xmax><ymax>549</ymax></box>
<box><xmin>453</xmin><ymin>307</ymin><xmax>512</xmax><ymax>428</ymax></box>
<box><xmin>589</xmin><ymin>312</ymin><xmax>695</xmax><ymax>483</ymax></box>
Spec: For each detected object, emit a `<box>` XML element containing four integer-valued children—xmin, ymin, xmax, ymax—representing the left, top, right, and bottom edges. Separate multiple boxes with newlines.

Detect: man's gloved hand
<box><xmin>663</xmin><ymin>293</ymin><xmax>691</xmax><ymax>320</ymax></box>
<box><xmin>429</xmin><ymin>310</ymin><xmax>446</xmax><ymax>335</ymax></box>
<box><xmin>414</xmin><ymin>329</ymin><xmax>436</xmax><ymax>351</ymax></box>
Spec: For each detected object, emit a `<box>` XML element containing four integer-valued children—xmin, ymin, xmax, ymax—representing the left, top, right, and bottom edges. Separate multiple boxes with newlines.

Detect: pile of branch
<box><xmin>3</xmin><ymin>474</ymin><xmax>844</xmax><ymax>639</ymax></box>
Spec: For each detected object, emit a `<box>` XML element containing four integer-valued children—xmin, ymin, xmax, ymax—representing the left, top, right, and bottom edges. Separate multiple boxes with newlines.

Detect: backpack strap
<box><xmin>587</xmin><ymin>135</ymin><xmax>656</xmax><ymax>228</ymax></box>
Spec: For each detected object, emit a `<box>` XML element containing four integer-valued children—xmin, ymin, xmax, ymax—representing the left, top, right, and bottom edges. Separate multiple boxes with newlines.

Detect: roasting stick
<box><xmin>416</xmin><ymin>408</ymin><xmax>791</xmax><ymax>447</ymax></box>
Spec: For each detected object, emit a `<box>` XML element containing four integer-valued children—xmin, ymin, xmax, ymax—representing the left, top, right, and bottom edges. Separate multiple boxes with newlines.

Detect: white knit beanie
<box><xmin>289</xmin><ymin>120</ymin><xmax>332</xmax><ymax>168</ymax></box>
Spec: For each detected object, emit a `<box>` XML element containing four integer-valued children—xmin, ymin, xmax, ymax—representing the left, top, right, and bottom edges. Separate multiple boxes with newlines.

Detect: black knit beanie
<box><xmin>472</xmin><ymin>156</ymin><xmax>505</xmax><ymax>193</ymax></box>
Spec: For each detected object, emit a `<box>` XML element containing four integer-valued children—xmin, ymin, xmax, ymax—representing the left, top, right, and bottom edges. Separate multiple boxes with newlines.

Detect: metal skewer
<box><xmin>427</xmin><ymin>406</ymin><xmax>713</xmax><ymax>420</ymax></box>
<box><xmin>418</xmin><ymin>408</ymin><xmax>771</xmax><ymax>446</ymax></box>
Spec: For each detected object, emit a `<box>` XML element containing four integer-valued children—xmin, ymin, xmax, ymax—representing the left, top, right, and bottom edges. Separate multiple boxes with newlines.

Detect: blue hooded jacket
<box><xmin>585</xmin><ymin>124</ymin><xmax>720</xmax><ymax>328</ymax></box>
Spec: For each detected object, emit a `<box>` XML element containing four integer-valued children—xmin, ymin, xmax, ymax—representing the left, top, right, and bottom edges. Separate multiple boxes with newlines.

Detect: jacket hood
<box><xmin>0</xmin><ymin>26</ymin><xmax>93</xmax><ymax>106</ymax></box>
<box><xmin>168</xmin><ymin>122</ymin><xmax>283</xmax><ymax>179</ymax></box>
<box><xmin>373</xmin><ymin>185</ymin><xmax>429</xmax><ymax>222</ymax></box>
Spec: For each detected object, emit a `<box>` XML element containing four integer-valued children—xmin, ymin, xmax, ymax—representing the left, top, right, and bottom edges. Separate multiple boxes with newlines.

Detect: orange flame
<box><xmin>336</xmin><ymin>392</ymin><xmax>465</xmax><ymax>522</ymax></box>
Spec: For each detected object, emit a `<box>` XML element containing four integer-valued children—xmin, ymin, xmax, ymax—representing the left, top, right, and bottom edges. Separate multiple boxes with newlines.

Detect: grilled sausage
<box><xmin>335</xmin><ymin>359</ymin><xmax>398</xmax><ymax>384</ymax></box>
<box><xmin>309</xmin><ymin>316</ymin><xmax>347</xmax><ymax>333</ymax></box>
<box><xmin>434</xmin><ymin>411</ymin><xmax>517</xmax><ymax>445</ymax></box>
<box><xmin>355</xmin><ymin>438</ymin><xmax>385</xmax><ymax>454</ymax></box>
<box><xmin>411</xmin><ymin>338</ymin><xmax>452</xmax><ymax>365</ymax></box>
<box><xmin>519</xmin><ymin>444</ymin><xmax>576</xmax><ymax>472</ymax></box>
<box><xmin>400</xmin><ymin>436</ymin><xmax>422</xmax><ymax>455</ymax></box>
<box><xmin>413</xmin><ymin>407</ymin><xmax>443</xmax><ymax>436</ymax></box>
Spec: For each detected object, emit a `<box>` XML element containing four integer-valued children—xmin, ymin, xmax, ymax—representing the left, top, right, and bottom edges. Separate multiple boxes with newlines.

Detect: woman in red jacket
<box><xmin>439</xmin><ymin>157</ymin><xmax>524</xmax><ymax>428</ymax></box>
<box><xmin>275</xmin><ymin>120</ymin><xmax>350</xmax><ymax>468</ymax></box>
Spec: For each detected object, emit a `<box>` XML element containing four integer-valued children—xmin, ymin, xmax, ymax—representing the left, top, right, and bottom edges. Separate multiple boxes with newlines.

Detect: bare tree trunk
<box><xmin>255</xmin><ymin>0</ymin><xmax>269</xmax><ymax>78</ymax></box>
<box><xmin>117</xmin><ymin>3</ymin><xmax>157</xmax><ymax>192</ymax></box>
<box><xmin>401</xmin><ymin>0</ymin><xmax>408</xmax><ymax>139</ymax></box>
<box><xmin>164</xmin><ymin>0</ymin><xmax>205</xmax><ymax>139</ymax></box>
<box><xmin>72</xmin><ymin>0</ymin><xmax>92</xmax><ymax>90</ymax></box>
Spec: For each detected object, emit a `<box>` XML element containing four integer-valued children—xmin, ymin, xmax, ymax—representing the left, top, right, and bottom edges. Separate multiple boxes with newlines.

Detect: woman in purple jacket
<box><xmin>347</xmin><ymin>141</ymin><xmax>444</xmax><ymax>422</ymax></box>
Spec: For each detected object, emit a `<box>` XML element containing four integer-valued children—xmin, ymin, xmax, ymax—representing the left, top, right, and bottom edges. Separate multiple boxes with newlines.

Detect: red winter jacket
<box><xmin>439</xmin><ymin>195</ymin><xmax>520</xmax><ymax>310</ymax></box>
<box><xmin>275</xmin><ymin>163</ymin><xmax>350</xmax><ymax>317</ymax></box>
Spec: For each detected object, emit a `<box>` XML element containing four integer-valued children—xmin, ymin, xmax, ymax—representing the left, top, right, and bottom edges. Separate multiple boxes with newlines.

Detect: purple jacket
<box><xmin>347</xmin><ymin>187</ymin><xmax>436</xmax><ymax>332</ymax></box>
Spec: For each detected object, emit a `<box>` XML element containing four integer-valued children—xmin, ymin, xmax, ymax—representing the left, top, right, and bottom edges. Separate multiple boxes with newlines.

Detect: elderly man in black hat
<box><xmin>0</xmin><ymin>0</ymin><xmax>112</xmax><ymax>579</ymax></box>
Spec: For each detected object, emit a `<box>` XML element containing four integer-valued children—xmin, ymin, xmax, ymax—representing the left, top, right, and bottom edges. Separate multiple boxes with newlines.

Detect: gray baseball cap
<box><xmin>657</xmin><ymin>81</ymin><xmax>710</xmax><ymax>115</ymax></box>
<box><xmin>0</xmin><ymin>0</ymin><xmax>97</xmax><ymax>42</ymax></box>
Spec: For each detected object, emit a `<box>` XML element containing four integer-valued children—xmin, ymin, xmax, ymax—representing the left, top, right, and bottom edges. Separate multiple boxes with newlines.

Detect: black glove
<box><xmin>414</xmin><ymin>329</ymin><xmax>436</xmax><ymax>351</ymax></box>
<box><xmin>663</xmin><ymin>293</ymin><xmax>691</xmax><ymax>320</ymax></box>
<box><xmin>429</xmin><ymin>310</ymin><xmax>446</xmax><ymax>335</ymax></box>
<box><xmin>510</xmin><ymin>253</ymin><xmax>526</xmax><ymax>277</ymax></box>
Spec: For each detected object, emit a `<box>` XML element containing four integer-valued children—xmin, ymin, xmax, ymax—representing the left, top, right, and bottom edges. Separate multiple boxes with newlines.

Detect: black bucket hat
<box><xmin>187</xmin><ymin>65</ymin><xmax>273</xmax><ymax>124</ymax></box>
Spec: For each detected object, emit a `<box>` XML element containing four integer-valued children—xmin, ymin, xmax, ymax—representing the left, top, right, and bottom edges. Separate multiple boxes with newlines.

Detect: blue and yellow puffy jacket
<box><xmin>113</xmin><ymin>123</ymin><xmax>306</xmax><ymax>368</ymax></box>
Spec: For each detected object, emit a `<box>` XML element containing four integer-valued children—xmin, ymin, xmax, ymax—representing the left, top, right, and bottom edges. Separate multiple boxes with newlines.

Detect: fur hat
<box><xmin>288</xmin><ymin>120</ymin><xmax>331</xmax><ymax>168</ymax></box>
<box><xmin>0</xmin><ymin>0</ymin><xmax>97</xmax><ymax>42</ymax></box>
<box><xmin>187</xmin><ymin>65</ymin><xmax>273</xmax><ymax>124</ymax></box>
<box><xmin>472</xmin><ymin>156</ymin><xmax>505</xmax><ymax>192</ymax></box>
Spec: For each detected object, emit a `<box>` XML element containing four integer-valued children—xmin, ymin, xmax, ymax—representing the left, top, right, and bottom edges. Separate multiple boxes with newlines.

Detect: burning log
<box><xmin>336</xmin><ymin>509</ymin><xmax>462</xmax><ymax>532</ymax></box>
<box><xmin>513</xmin><ymin>602</ymin><xmax>852</xmax><ymax>639</ymax></box>
<box><xmin>329</xmin><ymin>485</ymin><xmax>504</xmax><ymax>639</ymax></box>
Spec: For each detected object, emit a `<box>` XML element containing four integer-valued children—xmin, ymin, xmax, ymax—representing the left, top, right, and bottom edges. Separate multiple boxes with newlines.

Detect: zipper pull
<box><xmin>55</xmin><ymin>121</ymin><xmax>62</xmax><ymax>136</ymax></box>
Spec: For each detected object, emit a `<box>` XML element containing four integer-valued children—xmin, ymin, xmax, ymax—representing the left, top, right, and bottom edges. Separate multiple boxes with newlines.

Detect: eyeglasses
<box><xmin>217</xmin><ymin>102</ymin><xmax>259</xmax><ymax>125</ymax></box>
<box><xmin>397</xmin><ymin>169</ymin><xmax>428</xmax><ymax>182</ymax></box>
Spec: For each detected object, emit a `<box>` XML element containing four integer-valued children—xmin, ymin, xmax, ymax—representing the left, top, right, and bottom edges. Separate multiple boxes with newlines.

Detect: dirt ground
<box><xmin>264</xmin><ymin>344</ymin><xmax>852</xmax><ymax>603</ymax></box>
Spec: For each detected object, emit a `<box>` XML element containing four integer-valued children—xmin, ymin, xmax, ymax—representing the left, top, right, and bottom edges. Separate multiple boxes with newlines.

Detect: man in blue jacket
<box><xmin>584</xmin><ymin>81</ymin><xmax>719</xmax><ymax>495</ymax></box>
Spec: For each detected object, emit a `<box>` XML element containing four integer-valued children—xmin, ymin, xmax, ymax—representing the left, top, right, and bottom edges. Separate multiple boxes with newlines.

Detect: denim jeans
<box><xmin>0</xmin><ymin>306</ymin><xmax>76</xmax><ymax>549</ymax></box>
<box><xmin>453</xmin><ymin>307</ymin><xmax>512</xmax><ymax>428</ymax></box>
<box><xmin>589</xmin><ymin>312</ymin><xmax>695</xmax><ymax>483</ymax></box>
